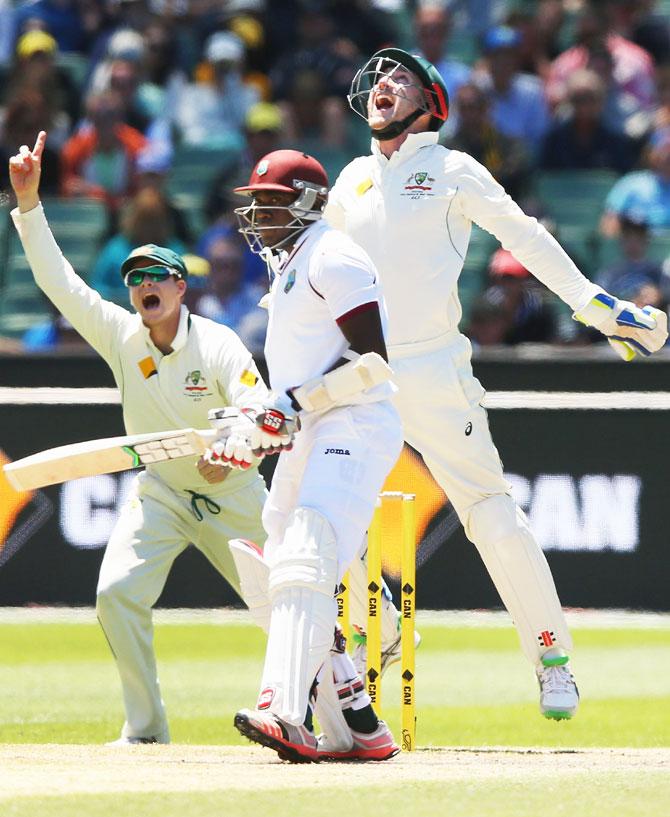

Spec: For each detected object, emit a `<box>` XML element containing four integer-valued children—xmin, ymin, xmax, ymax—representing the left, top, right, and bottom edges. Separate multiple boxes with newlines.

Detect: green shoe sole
<box><xmin>543</xmin><ymin>709</ymin><xmax>573</xmax><ymax>721</ymax></box>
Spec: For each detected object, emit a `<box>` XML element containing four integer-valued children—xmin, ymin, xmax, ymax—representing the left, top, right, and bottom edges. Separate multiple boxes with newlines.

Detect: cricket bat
<box><xmin>3</xmin><ymin>428</ymin><xmax>218</xmax><ymax>492</ymax></box>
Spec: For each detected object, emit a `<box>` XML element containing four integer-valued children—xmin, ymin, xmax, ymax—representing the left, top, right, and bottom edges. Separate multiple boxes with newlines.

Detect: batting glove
<box><xmin>243</xmin><ymin>393</ymin><xmax>301</xmax><ymax>457</ymax></box>
<box><xmin>573</xmin><ymin>292</ymin><xmax>668</xmax><ymax>361</ymax></box>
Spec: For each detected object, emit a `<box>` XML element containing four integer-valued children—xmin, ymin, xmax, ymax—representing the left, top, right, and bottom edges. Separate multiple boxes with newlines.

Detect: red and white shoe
<box><xmin>234</xmin><ymin>708</ymin><xmax>319</xmax><ymax>763</ymax></box>
<box><xmin>317</xmin><ymin>719</ymin><xmax>399</xmax><ymax>761</ymax></box>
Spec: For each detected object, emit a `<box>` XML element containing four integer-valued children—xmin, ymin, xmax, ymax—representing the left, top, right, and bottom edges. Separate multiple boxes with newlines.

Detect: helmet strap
<box><xmin>370</xmin><ymin>107</ymin><xmax>426</xmax><ymax>141</ymax></box>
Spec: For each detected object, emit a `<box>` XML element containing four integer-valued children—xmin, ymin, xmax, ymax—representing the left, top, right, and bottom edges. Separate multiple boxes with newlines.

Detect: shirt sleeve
<box><xmin>454</xmin><ymin>154</ymin><xmax>601</xmax><ymax>311</ymax></box>
<box><xmin>11</xmin><ymin>204</ymin><xmax>131</xmax><ymax>364</ymax></box>
<box><xmin>213</xmin><ymin>324</ymin><xmax>270</xmax><ymax>407</ymax></box>
<box><xmin>310</xmin><ymin>241</ymin><xmax>380</xmax><ymax>323</ymax></box>
<box><xmin>323</xmin><ymin>171</ymin><xmax>348</xmax><ymax>232</ymax></box>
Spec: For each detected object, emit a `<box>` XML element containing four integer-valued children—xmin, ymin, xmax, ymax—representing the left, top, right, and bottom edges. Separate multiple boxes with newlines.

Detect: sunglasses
<box><xmin>124</xmin><ymin>265</ymin><xmax>180</xmax><ymax>287</ymax></box>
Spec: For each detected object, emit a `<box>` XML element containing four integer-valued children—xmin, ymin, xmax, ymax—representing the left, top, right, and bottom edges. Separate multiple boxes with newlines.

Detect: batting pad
<box><xmin>465</xmin><ymin>494</ymin><xmax>573</xmax><ymax>664</ymax></box>
<box><xmin>313</xmin><ymin>654</ymin><xmax>355</xmax><ymax>753</ymax></box>
<box><xmin>261</xmin><ymin>507</ymin><xmax>339</xmax><ymax>724</ymax></box>
<box><xmin>229</xmin><ymin>539</ymin><xmax>270</xmax><ymax>632</ymax></box>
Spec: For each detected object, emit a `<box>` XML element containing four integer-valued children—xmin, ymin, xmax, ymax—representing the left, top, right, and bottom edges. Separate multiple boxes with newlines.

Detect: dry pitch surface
<box><xmin>2</xmin><ymin>744</ymin><xmax>669</xmax><ymax>797</ymax></box>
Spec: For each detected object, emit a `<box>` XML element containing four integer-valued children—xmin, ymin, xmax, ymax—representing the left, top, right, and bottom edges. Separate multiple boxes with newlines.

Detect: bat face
<box><xmin>3</xmin><ymin>428</ymin><xmax>217</xmax><ymax>492</ymax></box>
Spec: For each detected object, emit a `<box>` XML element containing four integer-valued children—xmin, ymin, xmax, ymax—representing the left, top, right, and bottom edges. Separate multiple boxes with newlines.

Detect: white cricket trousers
<box><xmin>262</xmin><ymin>400</ymin><xmax>404</xmax><ymax>579</ymax></box>
<box><xmin>96</xmin><ymin>470</ymin><xmax>267</xmax><ymax>742</ymax></box>
<box><xmin>390</xmin><ymin>330</ymin><xmax>573</xmax><ymax>665</ymax></box>
<box><xmin>259</xmin><ymin>400</ymin><xmax>403</xmax><ymax>723</ymax></box>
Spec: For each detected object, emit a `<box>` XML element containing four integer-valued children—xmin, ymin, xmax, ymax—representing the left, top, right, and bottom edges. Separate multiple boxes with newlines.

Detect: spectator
<box><xmin>600</xmin><ymin>128</ymin><xmax>670</xmax><ymax>235</ymax></box>
<box><xmin>90</xmin><ymin>186</ymin><xmax>187</xmax><ymax>304</ymax></box>
<box><xmin>171</xmin><ymin>31</ymin><xmax>258</xmax><ymax>149</ymax></box>
<box><xmin>605</xmin><ymin>0</ymin><xmax>670</xmax><ymax>67</ymax></box>
<box><xmin>596</xmin><ymin>212</ymin><xmax>670</xmax><ymax>308</ymax></box>
<box><xmin>546</xmin><ymin>3</ymin><xmax>656</xmax><ymax>126</ymax></box>
<box><xmin>270</xmin><ymin>0</ymin><xmax>359</xmax><ymax>101</ymax></box>
<box><xmin>203</xmin><ymin>101</ymin><xmax>286</xmax><ymax>225</ymax></box>
<box><xmin>7</xmin><ymin>30</ymin><xmax>79</xmax><ymax>138</ymax></box>
<box><xmin>467</xmin><ymin>249</ymin><xmax>558</xmax><ymax>346</ymax></box>
<box><xmin>22</xmin><ymin>299</ymin><xmax>88</xmax><ymax>352</ymax></box>
<box><xmin>200</xmin><ymin>102</ymin><xmax>284</xmax><ymax>289</ymax></box>
<box><xmin>413</xmin><ymin>2</ymin><xmax>470</xmax><ymax>139</ymax></box>
<box><xmin>414</xmin><ymin>2</ymin><xmax>470</xmax><ymax>89</ymax></box>
<box><xmin>0</xmin><ymin>0</ymin><xmax>13</xmax><ymax>66</ymax></box>
<box><xmin>180</xmin><ymin>252</ymin><xmax>210</xmax><ymax>314</ymax></box>
<box><xmin>12</xmin><ymin>0</ymin><xmax>86</xmax><ymax>53</ymax></box>
<box><xmin>142</xmin><ymin>19</ymin><xmax>188</xmax><ymax>114</ymax></box>
<box><xmin>135</xmin><ymin>145</ymin><xmax>193</xmax><ymax>246</ymax></box>
<box><xmin>443</xmin><ymin>83</ymin><xmax>531</xmax><ymax>199</ymax></box>
<box><xmin>472</xmin><ymin>26</ymin><xmax>550</xmax><ymax>157</ymax></box>
<box><xmin>60</xmin><ymin>89</ymin><xmax>147</xmax><ymax>210</ymax></box>
<box><xmin>540</xmin><ymin>69</ymin><xmax>638</xmax><ymax>172</ymax></box>
<box><xmin>466</xmin><ymin>288</ymin><xmax>514</xmax><ymax>348</ymax></box>
<box><xmin>0</xmin><ymin>89</ymin><xmax>62</xmax><ymax>195</ymax></box>
<box><xmin>194</xmin><ymin>232</ymin><xmax>267</xmax><ymax>355</ymax></box>
<box><xmin>278</xmin><ymin>67</ymin><xmax>349</xmax><ymax>179</ymax></box>
<box><xmin>650</xmin><ymin>63</ymin><xmax>670</xmax><ymax>136</ymax></box>
<box><xmin>504</xmin><ymin>2</ymin><xmax>566</xmax><ymax>80</ymax></box>
<box><xmin>85</xmin><ymin>0</ymin><xmax>153</xmax><ymax>79</ymax></box>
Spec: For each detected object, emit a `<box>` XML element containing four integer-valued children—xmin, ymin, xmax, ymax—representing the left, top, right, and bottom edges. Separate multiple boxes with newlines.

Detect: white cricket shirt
<box><xmin>263</xmin><ymin>219</ymin><xmax>392</xmax><ymax>403</ymax></box>
<box><xmin>12</xmin><ymin>204</ymin><xmax>269</xmax><ymax>495</ymax></box>
<box><xmin>325</xmin><ymin>131</ymin><xmax>601</xmax><ymax>350</ymax></box>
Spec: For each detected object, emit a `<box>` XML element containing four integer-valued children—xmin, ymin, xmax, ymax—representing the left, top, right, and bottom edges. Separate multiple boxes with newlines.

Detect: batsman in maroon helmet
<box><xmin>203</xmin><ymin>149</ymin><xmax>404</xmax><ymax>762</ymax></box>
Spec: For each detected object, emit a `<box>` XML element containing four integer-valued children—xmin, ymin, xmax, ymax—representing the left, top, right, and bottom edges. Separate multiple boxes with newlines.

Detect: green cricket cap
<box><xmin>120</xmin><ymin>244</ymin><xmax>188</xmax><ymax>279</ymax></box>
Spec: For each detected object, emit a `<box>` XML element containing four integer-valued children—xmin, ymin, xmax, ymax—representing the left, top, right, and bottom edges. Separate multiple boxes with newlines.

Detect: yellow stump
<box><xmin>366</xmin><ymin>499</ymin><xmax>383</xmax><ymax>710</ymax></box>
<box><xmin>336</xmin><ymin>570</ymin><xmax>350</xmax><ymax>643</ymax></box>
<box><xmin>400</xmin><ymin>494</ymin><xmax>416</xmax><ymax>751</ymax></box>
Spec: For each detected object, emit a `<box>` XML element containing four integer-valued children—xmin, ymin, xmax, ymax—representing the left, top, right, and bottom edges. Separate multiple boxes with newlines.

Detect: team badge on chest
<box><xmin>402</xmin><ymin>171</ymin><xmax>435</xmax><ymax>199</ymax></box>
<box><xmin>184</xmin><ymin>369</ymin><xmax>213</xmax><ymax>400</ymax></box>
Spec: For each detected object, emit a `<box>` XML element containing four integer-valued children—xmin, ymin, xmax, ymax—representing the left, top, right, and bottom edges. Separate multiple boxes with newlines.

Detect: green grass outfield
<box><xmin>1</xmin><ymin>609</ymin><xmax>669</xmax><ymax>816</ymax></box>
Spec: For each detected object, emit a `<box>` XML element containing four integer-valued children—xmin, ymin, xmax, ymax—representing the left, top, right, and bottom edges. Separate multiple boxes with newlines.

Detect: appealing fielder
<box><xmin>324</xmin><ymin>49</ymin><xmax>668</xmax><ymax>720</ymax></box>
<box><xmin>8</xmin><ymin>131</ymin><xmax>271</xmax><ymax>745</ymax></box>
<box><xmin>208</xmin><ymin>149</ymin><xmax>404</xmax><ymax>762</ymax></box>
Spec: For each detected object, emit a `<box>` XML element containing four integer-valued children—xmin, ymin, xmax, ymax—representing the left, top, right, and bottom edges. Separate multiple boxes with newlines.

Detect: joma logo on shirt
<box><xmin>324</xmin><ymin>448</ymin><xmax>351</xmax><ymax>455</ymax></box>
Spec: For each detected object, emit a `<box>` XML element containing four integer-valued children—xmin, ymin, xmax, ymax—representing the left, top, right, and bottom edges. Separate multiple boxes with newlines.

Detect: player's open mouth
<box><xmin>375</xmin><ymin>95</ymin><xmax>394</xmax><ymax>111</ymax></box>
<box><xmin>142</xmin><ymin>294</ymin><xmax>161</xmax><ymax>310</ymax></box>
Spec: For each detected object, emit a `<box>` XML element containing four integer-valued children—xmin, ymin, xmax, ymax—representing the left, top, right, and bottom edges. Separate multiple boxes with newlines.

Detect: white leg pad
<box><xmin>229</xmin><ymin>538</ymin><xmax>270</xmax><ymax>633</ymax></box>
<box><xmin>313</xmin><ymin>654</ymin><xmax>355</xmax><ymax>753</ymax></box>
<box><xmin>464</xmin><ymin>494</ymin><xmax>573</xmax><ymax>664</ymax></box>
<box><xmin>260</xmin><ymin>507</ymin><xmax>338</xmax><ymax>724</ymax></box>
<box><xmin>346</xmin><ymin>540</ymin><xmax>400</xmax><ymax>650</ymax></box>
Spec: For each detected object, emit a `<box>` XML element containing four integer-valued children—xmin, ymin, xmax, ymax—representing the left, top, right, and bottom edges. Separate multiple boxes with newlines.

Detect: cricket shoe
<box><xmin>536</xmin><ymin>654</ymin><xmax>579</xmax><ymax>720</ymax></box>
<box><xmin>351</xmin><ymin>626</ymin><xmax>422</xmax><ymax>679</ymax></box>
<box><xmin>317</xmin><ymin>719</ymin><xmax>399</xmax><ymax>761</ymax></box>
<box><xmin>106</xmin><ymin>732</ymin><xmax>168</xmax><ymax>746</ymax></box>
<box><xmin>234</xmin><ymin>708</ymin><xmax>319</xmax><ymax>763</ymax></box>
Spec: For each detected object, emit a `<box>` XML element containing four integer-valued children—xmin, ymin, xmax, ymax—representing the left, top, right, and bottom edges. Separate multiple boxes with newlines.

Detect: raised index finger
<box><xmin>32</xmin><ymin>130</ymin><xmax>47</xmax><ymax>161</ymax></box>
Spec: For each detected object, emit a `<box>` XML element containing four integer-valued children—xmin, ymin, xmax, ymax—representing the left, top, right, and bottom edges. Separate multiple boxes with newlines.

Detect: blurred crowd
<box><xmin>1</xmin><ymin>0</ymin><xmax>670</xmax><ymax>356</ymax></box>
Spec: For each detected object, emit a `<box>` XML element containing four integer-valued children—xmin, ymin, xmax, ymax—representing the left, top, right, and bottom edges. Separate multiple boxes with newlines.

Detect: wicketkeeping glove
<box><xmin>573</xmin><ymin>292</ymin><xmax>668</xmax><ymax>361</ymax></box>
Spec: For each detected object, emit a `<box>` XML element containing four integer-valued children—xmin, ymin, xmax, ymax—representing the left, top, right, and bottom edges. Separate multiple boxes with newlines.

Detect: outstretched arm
<box><xmin>8</xmin><ymin>130</ymin><xmax>46</xmax><ymax>213</ymax></box>
<box><xmin>9</xmin><ymin>130</ymin><xmax>131</xmax><ymax>363</ymax></box>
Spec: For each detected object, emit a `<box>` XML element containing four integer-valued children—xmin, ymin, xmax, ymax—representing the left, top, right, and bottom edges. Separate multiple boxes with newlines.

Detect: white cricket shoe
<box><xmin>234</xmin><ymin>708</ymin><xmax>319</xmax><ymax>763</ymax></box>
<box><xmin>317</xmin><ymin>719</ymin><xmax>399</xmax><ymax>761</ymax></box>
<box><xmin>537</xmin><ymin>657</ymin><xmax>579</xmax><ymax>721</ymax></box>
<box><xmin>106</xmin><ymin>733</ymin><xmax>168</xmax><ymax>746</ymax></box>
